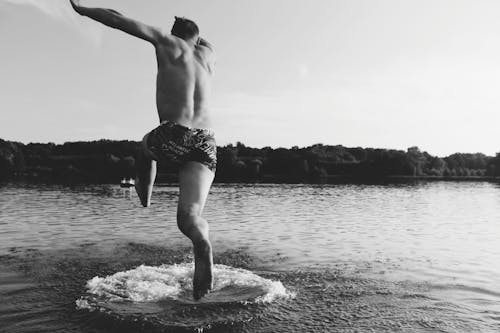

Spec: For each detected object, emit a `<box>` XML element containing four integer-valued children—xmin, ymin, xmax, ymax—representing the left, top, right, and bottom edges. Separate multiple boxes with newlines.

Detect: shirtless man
<box><xmin>70</xmin><ymin>0</ymin><xmax>217</xmax><ymax>300</ymax></box>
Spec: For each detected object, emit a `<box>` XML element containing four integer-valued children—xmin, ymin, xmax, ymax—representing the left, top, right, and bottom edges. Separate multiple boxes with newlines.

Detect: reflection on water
<box><xmin>1</xmin><ymin>182</ymin><xmax>500</xmax><ymax>332</ymax></box>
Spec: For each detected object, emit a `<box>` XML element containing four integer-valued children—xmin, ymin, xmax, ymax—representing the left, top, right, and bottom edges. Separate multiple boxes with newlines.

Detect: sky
<box><xmin>1</xmin><ymin>0</ymin><xmax>500</xmax><ymax>157</ymax></box>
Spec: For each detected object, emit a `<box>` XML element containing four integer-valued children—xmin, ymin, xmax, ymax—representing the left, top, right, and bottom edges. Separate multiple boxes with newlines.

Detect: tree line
<box><xmin>0</xmin><ymin>138</ymin><xmax>499</xmax><ymax>183</ymax></box>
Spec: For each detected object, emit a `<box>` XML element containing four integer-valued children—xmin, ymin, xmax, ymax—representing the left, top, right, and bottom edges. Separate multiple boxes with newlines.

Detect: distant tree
<box><xmin>0</xmin><ymin>140</ymin><xmax>25</xmax><ymax>179</ymax></box>
<box><xmin>308</xmin><ymin>144</ymin><xmax>356</xmax><ymax>163</ymax></box>
<box><xmin>247</xmin><ymin>159</ymin><xmax>263</xmax><ymax>181</ymax></box>
<box><xmin>427</xmin><ymin>157</ymin><xmax>447</xmax><ymax>176</ymax></box>
<box><xmin>233</xmin><ymin>159</ymin><xmax>247</xmax><ymax>180</ymax></box>
<box><xmin>215</xmin><ymin>145</ymin><xmax>239</xmax><ymax>181</ymax></box>
<box><xmin>445</xmin><ymin>153</ymin><xmax>489</xmax><ymax>173</ymax></box>
<box><xmin>443</xmin><ymin>168</ymin><xmax>452</xmax><ymax>177</ymax></box>
<box><xmin>264</xmin><ymin>148</ymin><xmax>300</xmax><ymax>175</ymax></box>
<box><xmin>310</xmin><ymin>165</ymin><xmax>328</xmax><ymax>182</ymax></box>
<box><xmin>406</xmin><ymin>146</ymin><xmax>427</xmax><ymax>176</ymax></box>
<box><xmin>486</xmin><ymin>153</ymin><xmax>500</xmax><ymax>177</ymax></box>
<box><xmin>347</xmin><ymin>147</ymin><xmax>367</xmax><ymax>162</ymax></box>
<box><xmin>119</xmin><ymin>156</ymin><xmax>136</xmax><ymax>178</ymax></box>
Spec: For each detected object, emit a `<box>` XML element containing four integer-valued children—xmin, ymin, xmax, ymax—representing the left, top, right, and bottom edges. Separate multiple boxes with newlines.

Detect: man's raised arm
<box><xmin>70</xmin><ymin>0</ymin><xmax>167</xmax><ymax>46</ymax></box>
<box><xmin>197</xmin><ymin>37</ymin><xmax>214</xmax><ymax>51</ymax></box>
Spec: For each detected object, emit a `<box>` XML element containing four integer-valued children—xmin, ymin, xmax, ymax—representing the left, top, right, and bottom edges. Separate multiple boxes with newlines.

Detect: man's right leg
<box><xmin>177</xmin><ymin>161</ymin><xmax>215</xmax><ymax>300</ymax></box>
<box><xmin>135</xmin><ymin>134</ymin><xmax>157</xmax><ymax>207</ymax></box>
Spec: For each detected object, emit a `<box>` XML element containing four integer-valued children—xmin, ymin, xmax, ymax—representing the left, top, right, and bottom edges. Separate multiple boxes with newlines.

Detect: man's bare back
<box><xmin>155</xmin><ymin>37</ymin><xmax>215</xmax><ymax>128</ymax></box>
<box><xmin>70</xmin><ymin>1</ymin><xmax>218</xmax><ymax>300</ymax></box>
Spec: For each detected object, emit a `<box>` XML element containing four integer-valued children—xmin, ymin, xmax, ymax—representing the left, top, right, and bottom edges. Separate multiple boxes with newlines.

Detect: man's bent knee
<box><xmin>177</xmin><ymin>209</ymin><xmax>199</xmax><ymax>232</ymax></box>
<box><xmin>177</xmin><ymin>208</ymin><xmax>207</xmax><ymax>240</ymax></box>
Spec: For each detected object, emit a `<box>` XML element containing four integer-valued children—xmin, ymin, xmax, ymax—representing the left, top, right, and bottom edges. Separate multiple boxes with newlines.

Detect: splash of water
<box><xmin>76</xmin><ymin>263</ymin><xmax>293</xmax><ymax>309</ymax></box>
<box><xmin>3</xmin><ymin>0</ymin><xmax>102</xmax><ymax>45</ymax></box>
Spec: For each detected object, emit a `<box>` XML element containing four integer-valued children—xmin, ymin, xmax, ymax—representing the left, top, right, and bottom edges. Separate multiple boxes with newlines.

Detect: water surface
<box><xmin>1</xmin><ymin>182</ymin><xmax>499</xmax><ymax>332</ymax></box>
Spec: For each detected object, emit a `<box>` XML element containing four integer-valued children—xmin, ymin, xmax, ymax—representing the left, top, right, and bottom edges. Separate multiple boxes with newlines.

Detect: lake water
<box><xmin>1</xmin><ymin>182</ymin><xmax>500</xmax><ymax>332</ymax></box>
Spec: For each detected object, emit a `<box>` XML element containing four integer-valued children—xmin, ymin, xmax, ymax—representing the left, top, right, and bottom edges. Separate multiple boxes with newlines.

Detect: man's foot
<box><xmin>193</xmin><ymin>239</ymin><xmax>213</xmax><ymax>300</ymax></box>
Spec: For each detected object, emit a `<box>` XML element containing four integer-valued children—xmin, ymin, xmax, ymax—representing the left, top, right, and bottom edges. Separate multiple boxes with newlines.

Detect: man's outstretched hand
<box><xmin>69</xmin><ymin>0</ymin><xmax>84</xmax><ymax>15</ymax></box>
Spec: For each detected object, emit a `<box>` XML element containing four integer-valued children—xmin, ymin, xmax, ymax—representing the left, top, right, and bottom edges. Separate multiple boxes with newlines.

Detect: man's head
<box><xmin>171</xmin><ymin>16</ymin><xmax>199</xmax><ymax>41</ymax></box>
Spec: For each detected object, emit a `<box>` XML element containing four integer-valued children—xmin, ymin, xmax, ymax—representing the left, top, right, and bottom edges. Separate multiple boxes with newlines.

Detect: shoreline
<box><xmin>3</xmin><ymin>173</ymin><xmax>499</xmax><ymax>186</ymax></box>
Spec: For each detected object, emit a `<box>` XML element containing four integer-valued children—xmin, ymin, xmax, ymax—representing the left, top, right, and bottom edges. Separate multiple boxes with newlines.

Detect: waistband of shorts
<box><xmin>159</xmin><ymin>120</ymin><xmax>215</xmax><ymax>137</ymax></box>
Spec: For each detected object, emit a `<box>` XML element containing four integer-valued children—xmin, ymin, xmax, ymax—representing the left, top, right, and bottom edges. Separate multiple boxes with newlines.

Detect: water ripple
<box><xmin>1</xmin><ymin>182</ymin><xmax>500</xmax><ymax>331</ymax></box>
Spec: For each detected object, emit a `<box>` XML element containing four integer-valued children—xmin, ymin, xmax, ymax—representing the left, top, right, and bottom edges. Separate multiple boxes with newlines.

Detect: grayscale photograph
<box><xmin>0</xmin><ymin>0</ymin><xmax>499</xmax><ymax>332</ymax></box>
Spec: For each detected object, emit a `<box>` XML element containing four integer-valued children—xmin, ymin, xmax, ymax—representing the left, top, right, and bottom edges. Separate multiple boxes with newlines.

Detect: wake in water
<box><xmin>76</xmin><ymin>262</ymin><xmax>293</xmax><ymax>309</ymax></box>
<box><xmin>1</xmin><ymin>241</ymin><xmax>498</xmax><ymax>333</ymax></box>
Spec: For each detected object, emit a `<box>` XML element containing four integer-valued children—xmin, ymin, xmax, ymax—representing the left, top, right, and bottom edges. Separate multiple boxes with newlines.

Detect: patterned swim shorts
<box><xmin>145</xmin><ymin>121</ymin><xmax>217</xmax><ymax>172</ymax></box>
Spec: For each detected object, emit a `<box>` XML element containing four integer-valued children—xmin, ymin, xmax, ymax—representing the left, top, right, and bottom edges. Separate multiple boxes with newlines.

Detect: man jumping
<box><xmin>70</xmin><ymin>1</ymin><xmax>217</xmax><ymax>300</ymax></box>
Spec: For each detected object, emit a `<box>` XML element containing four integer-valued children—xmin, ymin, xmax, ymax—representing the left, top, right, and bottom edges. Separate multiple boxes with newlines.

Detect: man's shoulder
<box><xmin>156</xmin><ymin>33</ymin><xmax>185</xmax><ymax>49</ymax></box>
<box><xmin>196</xmin><ymin>38</ymin><xmax>215</xmax><ymax>55</ymax></box>
<box><xmin>195</xmin><ymin>44</ymin><xmax>216</xmax><ymax>64</ymax></box>
<box><xmin>196</xmin><ymin>44</ymin><xmax>214</xmax><ymax>55</ymax></box>
<box><xmin>155</xmin><ymin>35</ymin><xmax>194</xmax><ymax>61</ymax></box>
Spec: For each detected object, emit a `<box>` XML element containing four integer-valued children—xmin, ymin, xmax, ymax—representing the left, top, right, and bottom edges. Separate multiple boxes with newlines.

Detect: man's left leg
<box><xmin>134</xmin><ymin>134</ymin><xmax>157</xmax><ymax>207</ymax></box>
<box><xmin>177</xmin><ymin>161</ymin><xmax>215</xmax><ymax>300</ymax></box>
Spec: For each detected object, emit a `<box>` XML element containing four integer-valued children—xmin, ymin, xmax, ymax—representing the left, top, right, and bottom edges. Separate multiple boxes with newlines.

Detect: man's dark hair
<box><xmin>171</xmin><ymin>16</ymin><xmax>199</xmax><ymax>40</ymax></box>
